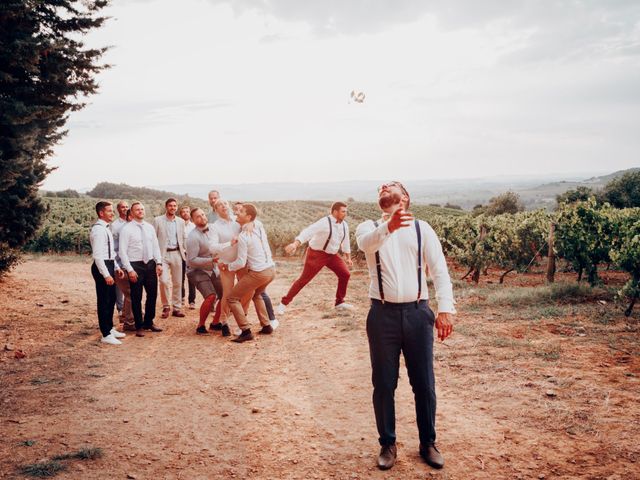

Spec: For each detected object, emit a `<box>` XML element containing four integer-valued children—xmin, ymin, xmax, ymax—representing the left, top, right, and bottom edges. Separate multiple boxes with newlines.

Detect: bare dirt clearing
<box><xmin>1</xmin><ymin>257</ymin><xmax>639</xmax><ymax>479</ymax></box>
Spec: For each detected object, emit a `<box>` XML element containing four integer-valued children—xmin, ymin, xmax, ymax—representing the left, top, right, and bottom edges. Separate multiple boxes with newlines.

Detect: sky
<box><xmin>43</xmin><ymin>0</ymin><xmax>640</xmax><ymax>190</ymax></box>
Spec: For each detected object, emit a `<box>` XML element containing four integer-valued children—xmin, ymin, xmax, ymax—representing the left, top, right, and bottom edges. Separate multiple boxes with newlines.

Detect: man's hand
<box><xmin>219</xmin><ymin>262</ymin><xmax>228</xmax><ymax>272</ymax></box>
<box><xmin>284</xmin><ymin>241</ymin><xmax>299</xmax><ymax>256</ymax></box>
<box><xmin>105</xmin><ymin>276</ymin><xmax>115</xmax><ymax>286</ymax></box>
<box><xmin>128</xmin><ymin>270</ymin><xmax>138</xmax><ymax>283</ymax></box>
<box><xmin>387</xmin><ymin>208</ymin><xmax>414</xmax><ymax>233</ymax></box>
<box><xmin>156</xmin><ymin>265</ymin><xmax>163</xmax><ymax>276</ymax></box>
<box><xmin>231</xmin><ymin>237</ymin><xmax>238</xmax><ymax>246</ymax></box>
<box><xmin>116</xmin><ymin>269</ymin><xmax>125</xmax><ymax>279</ymax></box>
<box><xmin>435</xmin><ymin>312</ymin><xmax>454</xmax><ymax>341</ymax></box>
<box><xmin>344</xmin><ymin>254</ymin><xmax>353</xmax><ymax>268</ymax></box>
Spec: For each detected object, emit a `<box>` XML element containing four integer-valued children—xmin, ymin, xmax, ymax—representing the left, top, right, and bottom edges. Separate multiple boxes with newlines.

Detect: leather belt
<box><xmin>166</xmin><ymin>247</ymin><xmax>179</xmax><ymax>252</ymax></box>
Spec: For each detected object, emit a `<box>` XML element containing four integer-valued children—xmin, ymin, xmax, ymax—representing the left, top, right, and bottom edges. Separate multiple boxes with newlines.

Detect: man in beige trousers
<box><xmin>219</xmin><ymin>203</ymin><xmax>276</xmax><ymax>343</ymax></box>
<box><xmin>154</xmin><ymin>198</ymin><xmax>187</xmax><ymax>318</ymax></box>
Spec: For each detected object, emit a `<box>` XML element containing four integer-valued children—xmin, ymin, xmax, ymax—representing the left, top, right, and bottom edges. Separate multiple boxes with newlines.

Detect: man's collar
<box><xmin>96</xmin><ymin>219</ymin><xmax>108</xmax><ymax>225</ymax></box>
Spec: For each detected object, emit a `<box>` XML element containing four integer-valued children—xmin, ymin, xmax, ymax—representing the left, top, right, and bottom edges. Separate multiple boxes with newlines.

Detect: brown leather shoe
<box><xmin>232</xmin><ymin>329</ymin><xmax>254</xmax><ymax>343</ymax></box>
<box><xmin>145</xmin><ymin>324</ymin><xmax>163</xmax><ymax>332</ymax></box>
<box><xmin>123</xmin><ymin>324</ymin><xmax>137</xmax><ymax>332</ymax></box>
<box><xmin>258</xmin><ymin>325</ymin><xmax>273</xmax><ymax>335</ymax></box>
<box><xmin>161</xmin><ymin>307</ymin><xmax>170</xmax><ymax>319</ymax></box>
<box><xmin>419</xmin><ymin>443</ymin><xmax>444</xmax><ymax>469</ymax></box>
<box><xmin>377</xmin><ymin>444</ymin><xmax>397</xmax><ymax>470</ymax></box>
<box><xmin>172</xmin><ymin>310</ymin><xmax>185</xmax><ymax>318</ymax></box>
<box><xmin>135</xmin><ymin>329</ymin><xmax>145</xmax><ymax>337</ymax></box>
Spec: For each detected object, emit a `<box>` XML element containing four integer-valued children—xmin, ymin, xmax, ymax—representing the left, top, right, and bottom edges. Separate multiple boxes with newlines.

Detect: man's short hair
<box><xmin>179</xmin><ymin>205</ymin><xmax>190</xmax><ymax>212</ymax></box>
<box><xmin>165</xmin><ymin>197</ymin><xmax>177</xmax><ymax>207</ymax></box>
<box><xmin>130</xmin><ymin>201</ymin><xmax>142</xmax><ymax>211</ymax></box>
<box><xmin>331</xmin><ymin>201</ymin><xmax>347</xmax><ymax>213</ymax></box>
<box><xmin>242</xmin><ymin>203</ymin><xmax>258</xmax><ymax>221</ymax></box>
<box><xmin>116</xmin><ymin>200</ymin><xmax>128</xmax><ymax>209</ymax></box>
<box><xmin>95</xmin><ymin>201</ymin><xmax>112</xmax><ymax>216</ymax></box>
<box><xmin>208</xmin><ymin>190</ymin><xmax>220</xmax><ymax>196</ymax></box>
<box><xmin>190</xmin><ymin>207</ymin><xmax>203</xmax><ymax>219</ymax></box>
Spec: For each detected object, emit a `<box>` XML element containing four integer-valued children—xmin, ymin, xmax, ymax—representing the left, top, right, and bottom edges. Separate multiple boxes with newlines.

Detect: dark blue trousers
<box><xmin>366</xmin><ymin>299</ymin><xmax>436</xmax><ymax>447</ymax></box>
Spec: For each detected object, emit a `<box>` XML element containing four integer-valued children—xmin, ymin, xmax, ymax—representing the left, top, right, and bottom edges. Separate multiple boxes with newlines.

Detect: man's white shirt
<box><xmin>118</xmin><ymin>220</ymin><xmax>162</xmax><ymax>272</ymax></box>
<box><xmin>296</xmin><ymin>216</ymin><xmax>351</xmax><ymax>255</ymax></box>
<box><xmin>209</xmin><ymin>218</ymin><xmax>241</xmax><ymax>264</ymax></box>
<box><xmin>356</xmin><ymin>219</ymin><xmax>456</xmax><ymax>313</ymax></box>
<box><xmin>228</xmin><ymin>224</ymin><xmax>274</xmax><ymax>272</ymax></box>
<box><xmin>90</xmin><ymin>219</ymin><xmax>120</xmax><ymax>278</ymax></box>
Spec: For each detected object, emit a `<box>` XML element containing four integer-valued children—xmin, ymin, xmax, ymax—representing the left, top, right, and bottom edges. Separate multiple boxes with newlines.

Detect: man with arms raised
<box><xmin>356</xmin><ymin>182</ymin><xmax>455</xmax><ymax>471</ymax></box>
<box><xmin>219</xmin><ymin>204</ymin><xmax>276</xmax><ymax>343</ymax></box>
<box><xmin>154</xmin><ymin>198</ymin><xmax>187</xmax><ymax>318</ymax></box>
<box><xmin>186</xmin><ymin>208</ymin><xmax>225</xmax><ymax>336</ymax></box>
<box><xmin>119</xmin><ymin>202</ymin><xmax>164</xmax><ymax>337</ymax></box>
<box><xmin>276</xmin><ymin>202</ymin><xmax>353</xmax><ymax>315</ymax></box>
<box><xmin>90</xmin><ymin>201</ymin><xmax>127</xmax><ymax>345</ymax></box>
<box><xmin>111</xmin><ymin>200</ymin><xmax>135</xmax><ymax>331</ymax></box>
<box><xmin>179</xmin><ymin>205</ymin><xmax>197</xmax><ymax>309</ymax></box>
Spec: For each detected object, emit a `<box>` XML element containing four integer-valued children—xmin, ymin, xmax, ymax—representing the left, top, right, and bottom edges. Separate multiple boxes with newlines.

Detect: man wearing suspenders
<box><xmin>276</xmin><ymin>202</ymin><xmax>353</xmax><ymax>315</ymax></box>
<box><xmin>90</xmin><ymin>201</ymin><xmax>127</xmax><ymax>345</ymax></box>
<box><xmin>356</xmin><ymin>182</ymin><xmax>455</xmax><ymax>471</ymax></box>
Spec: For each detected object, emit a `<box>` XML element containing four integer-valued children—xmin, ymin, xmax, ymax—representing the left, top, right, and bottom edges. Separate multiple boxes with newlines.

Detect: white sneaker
<box><xmin>270</xmin><ymin>318</ymin><xmax>280</xmax><ymax>330</ymax></box>
<box><xmin>110</xmin><ymin>328</ymin><xmax>126</xmax><ymax>339</ymax></box>
<box><xmin>189</xmin><ymin>302</ymin><xmax>196</xmax><ymax>310</ymax></box>
<box><xmin>275</xmin><ymin>303</ymin><xmax>287</xmax><ymax>316</ymax></box>
<box><xmin>101</xmin><ymin>334</ymin><xmax>122</xmax><ymax>345</ymax></box>
<box><xmin>233</xmin><ymin>327</ymin><xmax>242</xmax><ymax>336</ymax></box>
<box><xmin>335</xmin><ymin>302</ymin><xmax>355</xmax><ymax>311</ymax></box>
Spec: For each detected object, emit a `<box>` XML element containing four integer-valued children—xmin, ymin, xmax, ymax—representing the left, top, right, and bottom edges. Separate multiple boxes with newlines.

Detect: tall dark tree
<box><xmin>0</xmin><ymin>1</ymin><xmax>109</xmax><ymax>275</ymax></box>
<box><xmin>600</xmin><ymin>171</ymin><xmax>640</xmax><ymax>208</ymax></box>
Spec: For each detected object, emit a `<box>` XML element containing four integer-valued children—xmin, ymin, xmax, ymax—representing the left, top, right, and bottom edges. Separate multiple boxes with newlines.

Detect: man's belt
<box><xmin>166</xmin><ymin>247</ymin><xmax>179</xmax><ymax>252</ymax></box>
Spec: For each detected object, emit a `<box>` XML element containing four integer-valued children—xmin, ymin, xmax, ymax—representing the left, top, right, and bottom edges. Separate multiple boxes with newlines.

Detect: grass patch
<box><xmin>30</xmin><ymin>378</ymin><xmax>62</xmax><ymax>385</ymax></box>
<box><xmin>335</xmin><ymin>317</ymin><xmax>359</xmax><ymax>331</ymax></box>
<box><xmin>486</xmin><ymin>282</ymin><xmax>613</xmax><ymax>308</ymax></box>
<box><xmin>53</xmin><ymin>447</ymin><xmax>103</xmax><ymax>461</ymax></box>
<box><xmin>534</xmin><ymin>344</ymin><xmax>561</xmax><ymax>361</ymax></box>
<box><xmin>487</xmin><ymin>336</ymin><xmax>527</xmax><ymax>349</ymax></box>
<box><xmin>537</xmin><ymin>306</ymin><xmax>564</xmax><ymax>318</ymax></box>
<box><xmin>19</xmin><ymin>440</ymin><xmax>36</xmax><ymax>446</ymax></box>
<box><xmin>18</xmin><ymin>461</ymin><xmax>66</xmax><ymax>477</ymax></box>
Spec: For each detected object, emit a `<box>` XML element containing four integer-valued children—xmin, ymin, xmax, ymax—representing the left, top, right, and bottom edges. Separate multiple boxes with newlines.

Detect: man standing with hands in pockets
<box><xmin>356</xmin><ymin>181</ymin><xmax>455</xmax><ymax>471</ymax></box>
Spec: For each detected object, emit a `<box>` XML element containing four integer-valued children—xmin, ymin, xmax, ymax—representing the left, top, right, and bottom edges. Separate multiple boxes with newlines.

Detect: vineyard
<box><xmin>27</xmin><ymin>197</ymin><xmax>640</xmax><ymax>314</ymax></box>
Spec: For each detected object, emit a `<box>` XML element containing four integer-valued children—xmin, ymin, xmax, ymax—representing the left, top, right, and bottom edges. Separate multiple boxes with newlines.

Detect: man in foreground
<box><xmin>90</xmin><ymin>201</ymin><xmax>127</xmax><ymax>345</ymax></box>
<box><xmin>355</xmin><ymin>182</ymin><xmax>455</xmax><ymax>471</ymax></box>
<box><xmin>277</xmin><ymin>202</ymin><xmax>353</xmax><ymax>315</ymax></box>
<box><xmin>219</xmin><ymin>204</ymin><xmax>276</xmax><ymax>343</ymax></box>
<box><xmin>119</xmin><ymin>202</ymin><xmax>164</xmax><ymax>337</ymax></box>
<box><xmin>186</xmin><ymin>208</ymin><xmax>225</xmax><ymax>335</ymax></box>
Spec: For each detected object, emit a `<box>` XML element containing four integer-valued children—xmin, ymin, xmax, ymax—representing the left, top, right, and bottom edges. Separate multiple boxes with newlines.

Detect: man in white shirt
<box><xmin>90</xmin><ymin>201</ymin><xmax>127</xmax><ymax>345</ymax></box>
<box><xmin>179</xmin><ymin>205</ymin><xmax>196</xmax><ymax>309</ymax></box>
<box><xmin>277</xmin><ymin>202</ymin><xmax>353</xmax><ymax>315</ymax></box>
<box><xmin>119</xmin><ymin>202</ymin><xmax>164</xmax><ymax>337</ymax></box>
<box><xmin>111</xmin><ymin>200</ymin><xmax>135</xmax><ymax>330</ymax></box>
<box><xmin>154</xmin><ymin>198</ymin><xmax>187</xmax><ymax>318</ymax></box>
<box><xmin>219</xmin><ymin>203</ymin><xmax>276</xmax><ymax>343</ymax></box>
<box><xmin>355</xmin><ymin>181</ymin><xmax>455</xmax><ymax>471</ymax></box>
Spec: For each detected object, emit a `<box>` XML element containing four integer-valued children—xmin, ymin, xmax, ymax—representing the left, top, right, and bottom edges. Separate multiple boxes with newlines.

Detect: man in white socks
<box><xmin>276</xmin><ymin>202</ymin><xmax>353</xmax><ymax>316</ymax></box>
<box><xmin>154</xmin><ymin>198</ymin><xmax>187</xmax><ymax>319</ymax></box>
<box><xmin>90</xmin><ymin>201</ymin><xmax>127</xmax><ymax>345</ymax></box>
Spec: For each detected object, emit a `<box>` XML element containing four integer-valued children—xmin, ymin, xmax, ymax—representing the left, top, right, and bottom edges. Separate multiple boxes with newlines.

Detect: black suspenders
<box><xmin>322</xmin><ymin>216</ymin><xmax>347</xmax><ymax>253</ymax></box>
<box><xmin>373</xmin><ymin>219</ymin><xmax>422</xmax><ymax>303</ymax></box>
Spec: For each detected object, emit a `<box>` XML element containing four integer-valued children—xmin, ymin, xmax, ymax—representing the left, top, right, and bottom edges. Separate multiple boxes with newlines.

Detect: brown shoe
<box><xmin>419</xmin><ymin>443</ymin><xmax>444</xmax><ymax>469</ymax></box>
<box><xmin>135</xmin><ymin>329</ymin><xmax>145</xmax><ymax>337</ymax></box>
<box><xmin>123</xmin><ymin>324</ymin><xmax>137</xmax><ymax>332</ymax></box>
<box><xmin>161</xmin><ymin>307</ymin><xmax>170</xmax><ymax>319</ymax></box>
<box><xmin>231</xmin><ymin>329</ymin><xmax>254</xmax><ymax>343</ymax></box>
<box><xmin>172</xmin><ymin>310</ymin><xmax>185</xmax><ymax>318</ymax></box>
<box><xmin>144</xmin><ymin>324</ymin><xmax>163</xmax><ymax>332</ymax></box>
<box><xmin>377</xmin><ymin>444</ymin><xmax>397</xmax><ymax>470</ymax></box>
<box><xmin>258</xmin><ymin>325</ymin><xmax>273</xmax><ymax>335</ymax></box>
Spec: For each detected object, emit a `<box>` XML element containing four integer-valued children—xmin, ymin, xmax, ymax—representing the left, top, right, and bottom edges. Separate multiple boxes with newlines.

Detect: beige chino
<box><xmin>228</xmin><ymin>267</ymin><xmax>276</xmax><ymax>331</ymax></box>
<box><xmin>114</xmin><ymin>271</ymin><xmax>134</xmax><ymax>328</ymax></box>
<box><xmin>219</xmin><ymin>267</ymin><xmax>252</xmax><ymax>325</ymax></box>
<box><xmin>160</xmin><ymin>250</ymin><xmax>183</xmax><ymax>310</ymax></box>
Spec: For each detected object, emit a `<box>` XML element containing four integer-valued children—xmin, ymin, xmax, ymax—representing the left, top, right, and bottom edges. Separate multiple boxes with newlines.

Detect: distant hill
<box><xmin>85</xmin><ymin>182</ymin><xmax>197</xmax><ymax>201</ymax></box>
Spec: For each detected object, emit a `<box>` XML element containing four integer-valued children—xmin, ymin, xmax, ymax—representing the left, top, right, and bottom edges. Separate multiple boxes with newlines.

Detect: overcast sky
<box><xmin>43</xmin><ymin>0</ymin><xmax>640</xmax><ymax>190</ymax></box>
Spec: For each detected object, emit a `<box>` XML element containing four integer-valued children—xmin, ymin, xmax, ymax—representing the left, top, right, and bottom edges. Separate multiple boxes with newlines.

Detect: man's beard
<box><xmin>378</xmin><ymin>192</ymin><xmax>402</xmax><ymax>210</ymax></box>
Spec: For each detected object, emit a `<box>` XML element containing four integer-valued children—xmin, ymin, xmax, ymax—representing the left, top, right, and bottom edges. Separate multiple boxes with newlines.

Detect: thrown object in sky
<box><xmin>350</xmin><ymin>90</ymin><xmax>366</xmax><ymax>103</ymax></box>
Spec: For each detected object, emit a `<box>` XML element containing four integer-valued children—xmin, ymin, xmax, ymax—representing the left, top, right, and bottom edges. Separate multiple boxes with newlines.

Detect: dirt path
<box><xmin>1</xmin><ymin>258</ymin><xmax>639</xmax><ymax>479</ymax></box>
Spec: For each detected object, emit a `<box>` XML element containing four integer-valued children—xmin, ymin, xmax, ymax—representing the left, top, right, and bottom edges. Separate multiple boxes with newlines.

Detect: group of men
<box><xmin>89</xmin><ymin>183</ymin><xmax>456</xmax><ymax>471</ymax></box>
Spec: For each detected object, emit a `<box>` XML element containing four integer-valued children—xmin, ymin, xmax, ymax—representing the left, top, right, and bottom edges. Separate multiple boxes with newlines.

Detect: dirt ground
<box><xmin>1</xmin><ymin>257</ymin><xmax>639</xmax><ymax>480</ymax></box>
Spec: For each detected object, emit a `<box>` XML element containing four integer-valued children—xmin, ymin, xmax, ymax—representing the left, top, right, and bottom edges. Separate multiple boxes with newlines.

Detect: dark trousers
<box><xmin>91</xmin><ymin>261</ymin><xmax>116</xmax><ymax>337</ymax></box>
<box><xmin>281</xmin><ymin>248</ymin><xmax>350</xmax><ymax>306</ymax></box>
<box><xmin>181</xmin><ymin>259</ymin><xmax>196</xmax><ymax>304</ymax></box>
<box><xmin>261</xmin><ymin>291</ymin><xmax>275</xmax><ymax>321</ymax></box>
<box><xmin>366</xmin><ymin>299</ymin><xmax>436</xmax><ymax>447</ymax></box>
<box><xmin>129</xmin><ymin>260</ymin><xmax>158</xmax><ymax>329</ymax></box>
